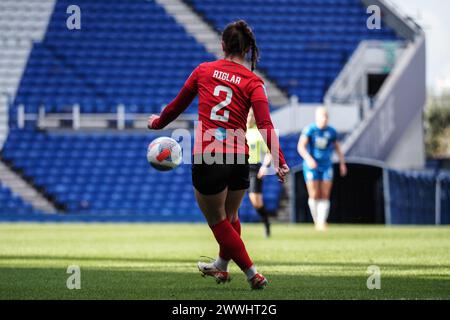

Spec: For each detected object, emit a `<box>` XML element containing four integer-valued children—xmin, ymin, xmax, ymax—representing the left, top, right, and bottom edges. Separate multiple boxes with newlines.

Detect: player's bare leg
<box><xmin>306</xmin><ymin>181</ymin><xmax>321</xmax><ymax>229</ymax></box>
<box><xmin>195</xmin><ymin>188</ymin><xmax>228</xmax><ymax>226</ymax></box>
<box><xmin>316</xmin><ymin>181</ymin><xmax>332</xmax><ymax>231</ymax></box>
<box><xmin>225</xmin><ymin>189</ymin><xmax>247</xmax><ymax>223</ymax></box>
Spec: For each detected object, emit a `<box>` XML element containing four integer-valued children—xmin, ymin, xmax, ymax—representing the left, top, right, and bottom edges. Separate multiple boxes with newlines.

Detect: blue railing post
<box><xmin>382</xmin><ymin>168</ymin><xmax>392</xmax><ymax>225</ymax></box>
<box><xmin>435</xmin><ymin>174</ymin><xmax>442</xmax><ymax>226</ymax></box>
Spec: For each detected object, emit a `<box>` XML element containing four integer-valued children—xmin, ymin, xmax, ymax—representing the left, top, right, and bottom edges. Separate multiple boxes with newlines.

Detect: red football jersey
<box><xmin>152</xmin><ymin>59</ymin><xmax>286</xmax><ymax>166</ymax></box>
<box><xmin>184</xmin><ymin>59</ymin><xmax>268</xmax><ymax>155</ymax></box>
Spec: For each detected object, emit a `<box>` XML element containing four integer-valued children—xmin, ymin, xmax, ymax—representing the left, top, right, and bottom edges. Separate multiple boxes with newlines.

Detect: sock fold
<box><xmin>244</xmin><ymin>265</ymin><xmax>257</xmax><ymax>280</ymax></box>
<box><xmin>231</xmin><ymin>218</ymin><xmax>241</xmax><ymax>235</ymax></box>
<box><xmin>214</xmin><ymin>256</ymin><xmax>230</xmax><ymax>272</ymax></box>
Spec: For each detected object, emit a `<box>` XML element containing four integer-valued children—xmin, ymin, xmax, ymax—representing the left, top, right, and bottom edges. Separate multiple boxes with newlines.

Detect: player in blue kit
<box><xmin>297</xmin><ymin>107</ymin><xmax>347</xmax><ymax>231</ymax></box>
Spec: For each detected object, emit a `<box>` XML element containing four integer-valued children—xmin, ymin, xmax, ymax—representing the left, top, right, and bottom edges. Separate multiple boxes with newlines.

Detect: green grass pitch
<box><xmin>0</xmin><ymin>223</ymin><xmax>449</xmax><ymax>300</ymax></box>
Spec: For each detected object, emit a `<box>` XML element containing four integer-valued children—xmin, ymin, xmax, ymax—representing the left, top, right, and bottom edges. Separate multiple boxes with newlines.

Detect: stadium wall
<box><xmin>334</xmin><ymin>0</ymin><xmax>426</xmax><ymax>169</ymax></box>
<box><xmin>386</xmin><ymin>111</ymin><xmax>425</xmax><ymax>169</ymax></box>
<box><xmin>342</xmin><ymin>35</ymin><xmax>426</xmax><ymax>167</ymax></box>
<box><xmin>324</xmin><ymin>40</ymin><xmax>405</xmax><ymax>108</ymax></box>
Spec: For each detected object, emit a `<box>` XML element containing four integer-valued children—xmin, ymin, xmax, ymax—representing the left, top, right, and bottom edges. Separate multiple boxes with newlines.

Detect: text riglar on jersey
<box><xmin>212</xmin><ymin>70</ymin><xmax>241</xmax><ymax>85</ymax></box>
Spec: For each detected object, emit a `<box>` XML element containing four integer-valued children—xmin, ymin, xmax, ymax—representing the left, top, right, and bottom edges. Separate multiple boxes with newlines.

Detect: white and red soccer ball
<box><xmin>147</xmin><ymin>137</ymin><xmax>182</xmax><ymax>171</ymax></box>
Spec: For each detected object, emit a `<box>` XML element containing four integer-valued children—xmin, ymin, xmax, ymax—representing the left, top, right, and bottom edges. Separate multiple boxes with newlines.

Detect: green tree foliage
<box><xmin>425</xmin><ymin>95</ymin><xmax>450</xmax><ymax>157</ymax></box>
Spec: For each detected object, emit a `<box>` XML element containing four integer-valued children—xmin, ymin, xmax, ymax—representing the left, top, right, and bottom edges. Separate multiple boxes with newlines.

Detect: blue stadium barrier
<box><xmin>388</xmin><ymin>170</ymin><xmax>437</xmax><ymax>224</ymax></box>
<box><xmin>438</xmin><ymin>172</ymin><xmax>450</xmax><ymax>225</ymax></box>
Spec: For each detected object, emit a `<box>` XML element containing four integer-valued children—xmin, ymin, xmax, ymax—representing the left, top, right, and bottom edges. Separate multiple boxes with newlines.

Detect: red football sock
<box><xmin>219</xmin><ymin>218</ymin><xmax>241</xmax><ymax>261</ymax></box>
<box><xmin>211</xmin><ymin>219</ymin><xmax>253</xmax><ymax>271</ymax></box>
<box><xmin>231</xmin><ymin>218</ymin><xmax>241</xmax><ymax>235</ymax></box>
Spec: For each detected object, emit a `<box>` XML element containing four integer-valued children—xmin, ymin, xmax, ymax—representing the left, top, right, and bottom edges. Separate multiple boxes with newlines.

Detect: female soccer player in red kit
<box><xmin>148</xmin><ymin>20</ymin><xmax>289</xmax><ymax>289</ymax></box>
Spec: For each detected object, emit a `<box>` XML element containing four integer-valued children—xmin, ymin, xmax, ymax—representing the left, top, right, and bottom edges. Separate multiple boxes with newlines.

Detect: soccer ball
<box><xmin>147</xmin><ymin>137</ymin><xmax>182</xmax><ymax>171</ymax></box>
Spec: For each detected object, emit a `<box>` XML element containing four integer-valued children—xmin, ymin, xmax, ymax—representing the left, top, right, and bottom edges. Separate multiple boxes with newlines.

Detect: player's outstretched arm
<box><xmin>297</xmin><ymin>135</ymin><xmax>317</xmax><ymax>169</ymax></box>
<box><xmin>148</xmin><ymin>86</ymin><xmax>197</xmax><ymax>130</ymax></box>
<box><xmin>257</xmin><ymin>153</ymin><xmax>272</xmax><ymax>179</ymax></box>
<box><xmin>334</xmin><ymin>141</ymin><xmax>347</xmax><ymax>176</ymax></box>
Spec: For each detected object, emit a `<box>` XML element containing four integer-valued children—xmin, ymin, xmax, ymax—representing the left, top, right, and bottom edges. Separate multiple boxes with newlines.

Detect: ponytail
<box><xmin>222</xmin><ymin>20</ymin><xmax>259</xmax><ymax>71</ymax></box>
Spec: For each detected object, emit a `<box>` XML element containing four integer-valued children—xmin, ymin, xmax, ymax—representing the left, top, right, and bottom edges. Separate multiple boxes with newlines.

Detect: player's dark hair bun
<box><xmin>222</xmin><ymin>20</ymin><xmax>259</xmax><ymax>71</ymax></box>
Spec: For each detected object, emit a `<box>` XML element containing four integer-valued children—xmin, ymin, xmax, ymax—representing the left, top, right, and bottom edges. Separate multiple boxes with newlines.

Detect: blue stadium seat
<box><xmin>10</xmin><ymin>0</ymin><xmax>400</xmax><ymax>118</ymax></box>
<box><xmin>0</xmin><ymin>183</ymin><xmax>44</xmax><ymax>218</ymax></box>
<box><xmin>11</xmin><ymin>0</ymin><xmax>215</xmax><ymax>118</ymax></box>
<box><xmin>2</xmin><ymin>0</ymin><xmax>404</xmax><ymax>222</ymax></box>
<box><xmin>1</xmin><ymin>128</ymin><xmax>304</xmax><ymax>222</ymax></box>
<box><xmin>186</xmin><ymin>0</ymin><xmax>400</xmax><ymax>103</ymax></box>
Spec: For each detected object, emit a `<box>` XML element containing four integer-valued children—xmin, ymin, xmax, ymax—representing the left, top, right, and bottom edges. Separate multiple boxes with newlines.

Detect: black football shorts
<box><xmin>248</xmin><ymin>163</ymin><xmax>263</xmax><ymax>194</ymax></box>
<box><xmin>192</xmin><ymin>154</ymin><xmax>250</xmax><ymax>195</ymax></box>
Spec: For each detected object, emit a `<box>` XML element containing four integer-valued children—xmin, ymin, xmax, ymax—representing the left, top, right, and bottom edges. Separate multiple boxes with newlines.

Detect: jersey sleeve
<box><xmin>183</xmin><ymin>65</ymin><xmax>200</xmax><ymax>93</ymax></box>
<box><xmin>249</xmin><ymin>79</ymin><xmax>268</xmax><ymax>103</ymax></box>
<box><xmin>151</xmin><ymin>86</ymin><xmax>197</xmax><ymax>129</ymax></box>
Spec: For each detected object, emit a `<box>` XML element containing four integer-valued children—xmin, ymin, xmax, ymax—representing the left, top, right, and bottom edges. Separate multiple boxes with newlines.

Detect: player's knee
<box><xmin>225</xmin><ymin>205</ymin><xmax>239</xmax><ymax>221</ymax></box>
<box><xmin>226</xmin><ymin>211</ymin><xmax>238</xmax><ymax>222</ymax></box>
<box><xmin>321</xmin><ymin>193</ymin><xmax>330</xmax><ymax>200</ymax></box>
<box><xmin>320</xmin><ymin>183</ymin><xmax>332</xmax><ymax>199</ymax></box>
<box><xmin>205</xmin><ymin>210</ymin><xmax>227</xmax><ymax>226</ymax></box>
<box><xmin>308</xmin><ymin>189</ymin><xmax>320</xmax><ymax>200</ymax></box>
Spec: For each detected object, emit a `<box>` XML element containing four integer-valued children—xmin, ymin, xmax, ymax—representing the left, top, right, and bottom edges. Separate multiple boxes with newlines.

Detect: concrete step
<box><xmin>0</xmin><ymin>161</ymin><xmax>57</xmax><ymax>213</ymax></box>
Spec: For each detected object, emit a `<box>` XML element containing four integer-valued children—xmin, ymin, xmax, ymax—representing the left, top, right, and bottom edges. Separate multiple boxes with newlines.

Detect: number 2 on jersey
<box><xmin>211</xmin><ymin>85</ymin><xmax>232</xmax><ymax>122</ymax></box>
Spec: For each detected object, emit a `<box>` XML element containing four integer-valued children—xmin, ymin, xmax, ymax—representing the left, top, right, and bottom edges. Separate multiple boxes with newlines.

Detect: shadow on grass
<box><xmin>1</xmin><ymin>254</ymin><xmax>449</xmax><ymax>271</ymax></box>
<box><xmin>0</xmin><ymin>264</ymin><xmax>449</xmax><ymax>300</ymax></box>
